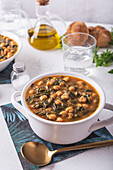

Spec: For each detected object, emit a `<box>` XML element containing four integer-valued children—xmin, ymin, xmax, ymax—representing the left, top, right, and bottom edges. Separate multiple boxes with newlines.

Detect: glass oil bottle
<box><xmin>28</xmin><ymin>0</ymin><xmax>65</xmax><ymax>50</ymax></box>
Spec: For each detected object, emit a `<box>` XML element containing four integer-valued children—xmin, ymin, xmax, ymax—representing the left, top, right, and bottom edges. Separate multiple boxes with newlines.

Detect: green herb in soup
<box><xmin>25</xmin><ymin>76</ymin><xmax>100</xmax><ymax>122</ymax></box>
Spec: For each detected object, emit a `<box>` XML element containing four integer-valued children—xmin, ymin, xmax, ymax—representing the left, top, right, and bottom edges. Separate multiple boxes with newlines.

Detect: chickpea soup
<box><xmin>25</xmin><ymin>75</ymin><xmax>100</xmax><ymax>122</ymax></box>
<box><xmin>0</xmin><ymin>34</ymin><xmax>18</xmax><ymax>62</ymax></box>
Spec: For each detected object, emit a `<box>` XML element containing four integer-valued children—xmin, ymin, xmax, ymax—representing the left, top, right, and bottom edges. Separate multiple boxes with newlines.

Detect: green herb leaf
<box><xmin>93</xmin><ymin>48</ymin><xmax>113</xmax><ymax>67</ymax></box>
<box><xmin>108</xmin><ymin>69</ymin><xmax>113</xmax><ymax>74</ymax></box>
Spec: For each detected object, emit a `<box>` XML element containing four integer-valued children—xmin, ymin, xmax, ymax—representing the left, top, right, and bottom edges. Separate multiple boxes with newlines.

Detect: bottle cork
<box><xmin>36</xmin><ymin>0</ymin><xmax>49</xmax><ymax>5</ymax></box>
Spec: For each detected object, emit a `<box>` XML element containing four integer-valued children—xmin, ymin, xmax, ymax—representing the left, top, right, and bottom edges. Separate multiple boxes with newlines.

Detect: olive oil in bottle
<box><xmin>28</xmin><ymin>24</ymin><xmax>60</xmax><ymax>50</ymax></box>
<box><xmin>28</xmin><ymin>0</ymin><xmax>63</xmax><ymax>50</ymax></box>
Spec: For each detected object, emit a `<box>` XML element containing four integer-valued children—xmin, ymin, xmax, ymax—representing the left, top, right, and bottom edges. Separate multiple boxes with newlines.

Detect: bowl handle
<box><xmin>11</xmin><ymin>91</ymin><xmax>28</xmax><ymax>119</ymax></box>
<box><xmin>89</xmin><ymin>103</ymin><xmax>113</xmax><ymax>132</ymax></box>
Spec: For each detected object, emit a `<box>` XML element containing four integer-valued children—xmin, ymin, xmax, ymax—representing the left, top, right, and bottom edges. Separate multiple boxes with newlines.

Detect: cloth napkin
<box><xmin>0</xmin><ymin>60</ymin><xmax>14</xmax><ymax>84</ymax></box>
<box><xmin>1</xmin><ymin>102</ymin><xmax>113</xmax><ymax>170</ymax></box>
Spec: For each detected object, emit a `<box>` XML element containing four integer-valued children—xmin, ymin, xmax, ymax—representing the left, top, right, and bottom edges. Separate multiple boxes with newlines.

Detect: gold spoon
<box><xmin>21</xmin><ymin>139</ymin><xmax>113</xmax><ymax>166</ymax></box>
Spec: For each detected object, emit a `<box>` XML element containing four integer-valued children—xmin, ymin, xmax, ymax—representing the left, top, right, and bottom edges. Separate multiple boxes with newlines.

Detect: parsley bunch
<box><xmin>93</xmin><ymin>47</ymin><xmax>113</xmax><ymax>73</ymax></box>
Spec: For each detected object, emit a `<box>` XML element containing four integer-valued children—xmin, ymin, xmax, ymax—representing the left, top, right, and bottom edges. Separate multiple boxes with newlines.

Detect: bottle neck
<box><xmin>35</xmin><ymin>2</ymin><xmax>49</xmax><ymax>17</ymax></box>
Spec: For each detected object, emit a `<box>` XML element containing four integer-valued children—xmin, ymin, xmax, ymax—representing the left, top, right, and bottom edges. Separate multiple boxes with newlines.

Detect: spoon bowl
<box><xmin>21</xmin><ymin>140</ymin><xmax>113</xmax><ymax>166</ymax></box>
<box><xmin>21</xmin><ymin>142</ymin><xmax>54</xmax><ymax>166</ymax></box>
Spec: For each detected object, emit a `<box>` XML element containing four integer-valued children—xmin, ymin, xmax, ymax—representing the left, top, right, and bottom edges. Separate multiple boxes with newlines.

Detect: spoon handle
<box><xmin>55</xmin><ymin>139</ymin><xmax>113</xmax><ymax>154</ymax></box>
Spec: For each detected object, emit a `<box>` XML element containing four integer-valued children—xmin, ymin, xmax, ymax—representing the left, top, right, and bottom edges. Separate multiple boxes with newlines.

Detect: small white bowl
<box><xmin>0</xmin><ymin>31</ymin><xmax>22</xmax><ymax>72</ymax></box>
<box><xmin>11</xmin><ymin>72</ymin><xmax>113</xmax><ymax>144</ymax></box>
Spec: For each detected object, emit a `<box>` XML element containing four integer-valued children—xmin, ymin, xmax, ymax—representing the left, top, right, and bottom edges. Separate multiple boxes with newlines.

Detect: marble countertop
<box><xmin>0</xmin><ymin>21</ymin><xmax>113</xmax><ymax>170</ymax></box>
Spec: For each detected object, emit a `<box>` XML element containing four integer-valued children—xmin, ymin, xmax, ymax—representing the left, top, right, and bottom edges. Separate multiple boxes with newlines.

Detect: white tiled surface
<box><xmin>0</xmin><ymin>21</ymin><xmax>113</xmax><ymax>170</ymax></box>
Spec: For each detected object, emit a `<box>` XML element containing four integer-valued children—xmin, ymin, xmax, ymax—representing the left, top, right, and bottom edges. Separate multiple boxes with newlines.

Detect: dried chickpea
<box><xmin>56</xmin><ymin>91</ymin><xmax>62</xmax><ymax>96</ymax></box>
<box><xmin>61</xmin><ymin>93</ymin><xmax>69</xmax><ymax>100</ymax></box>
<box><xmin>51</xmin><ymin>93</ymin><xmax>57</xmax><ymax>99</ymax></box>
<box><xmin>65</xmin><ymin>107</ymin><xmax>74</xmax><ymax>113</ymax></box>
<box><xmin>38</xmin><ymin>80</ymin><xmax>43</xmax><ymax>86</ymax></box>
<box><xmin>69</xmin><ymin>86</ymin><xmax>75</xmax><ymax>91</ymax></box>
<box><xmin>55</xmin><ymin>99</ymin><xmax>62</xmax><ymax>105</ymax></box>
<box><xmin>56</xmin><ymin>117</ymin><xmax>63</xmax><ymax>122</ymax></box>
<box><xmin>40</xmin><ymin>95</ymin><xmax>47</xmax><ymax>100</ymax></box>
<box><xmin>79</xmin><ymin>96</ymin><xmax>87</xmax><ymax>103</ymax></box>
<box><xmin>63</xmin><ymin>77</ymin><xmax>70</xmax><ymax>82</ymax></box>
<box><xmin>53</xmin><ymin>85</ymin><xmax>60</xmax><ymax>90</ymax></box>
<box><xmin>59</xmin><ymin>111</ymin><xmax>67</xmax><ymax>118</ymax></box>
<box><xmin>29</xmin><ymin>89</ymin><xmax>35</xmax><ymax>95</ymax></box>
<box><xmin>47</xmin><ymin>114</ymin><xmax>56</xmax><ymax>120</ymax></box>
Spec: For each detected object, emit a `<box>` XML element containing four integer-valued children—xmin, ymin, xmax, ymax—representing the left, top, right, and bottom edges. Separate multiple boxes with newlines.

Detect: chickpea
<box><xmin>56</xmin><ymin>117</ymin><xmax>63</xmax><ymax>122</ymax></box>
<box><xmin>48</xmin><ymin>98</ymin><xmax>53</xmax><ymax>103</ymax></box>
<box><xmin>40</xmin><ymin>95</ymin><xmax>47</xmax><ymax>100</ymax></box>
<box><xmin>75</xmin><ymin>114</ymin><xmax>78</xmax><ymax>118</ymax></box>
<box><xmin>46</xmin><ymin>81</ymin><xmax>54</xmax><ymax>86</ymax></box>
<box><xmin>77</xmin><ymin>81</ymin><xmax>83</xmax><ymax>85</ymax></box>
<box><xmin>0</xmin><ymin>58</ymin><xmax>4</xmax><ymax>62</ymax></box>
<box><xmin>82</xmin><ymin>104</ymin><xmax>88</xmax><ymax>109</ymax></box>
<box><xmin>52</xmin><ymin>77</ymin><xmax>56</xmax><ymax>80</ymax></box>
<box><xmin>93</xmin><ymin>99</ymin><xmax>97</xmax><ymax>104</ymax></box>
<box><xmin>6</xmin><ymin>52</ymin><xmax>12</xmax><ymax>59</ymax></box>
<box><xmin>92</xmin><ymin>93</ymin><xmax>97</xmax><ymax>97</ymax></box>
<box><xmin>90</xmin><ymin>105</ymin><xmax>93</xmax><ymax>109</ymax></box>
<box><xmin>38</xmin><ymin>80</ymin><xmax>43</xmax><ymax>86</ymax></box>
<box><xmin>55</xmin><ymin>99</ymin><xmax>62</xmax><ymax>105</ymax></box>
<box><xmin>45</xmin><ymin>85</ymin><xmax>49</xmax><ymax>90</ymax></box>
<box><xmin>53</xmin><ymin>85</ymin><xmax>60</xmax><ymax>90</ymax></box>
<box><xmin>69</xmin><ymin>86</ymin><xmax>75</xmax><ymax>91</ymax></box>
<box><xmin>0</xmin><ymin>43</ymin><xmax>5</xmax><ymax>47</ymax></box>
<box><xmin>63</xmin><ymin>77</ymin><xmax>70</xmax><ymax>82</ymax></box>
<box><xmin>10</xmin><ymin>41</ymin><xmax>15</xmax><ymax>46</ymax></box>
<box><xmin>76</xmin><ymin>103</ymin><xmax>82</xmax><ymax>107</ymax></box>
<box><xmin>51</xmin><ymin>93</ymin><xmax>57</xmax><ymax>99</ymax></box>
<box><xmin>61</xmin><ymin>93</ymin><xmax>69</xmax><ymax>100</ymax></box>
<box><xmin>67</xmin><ymin>113</ymin><xmax>73</xmax><ymax>119</ymax></box>
<box><xmin>46</xmin><ymin>108</ymin><xmax>52</xmax><ymax>112</ymax></box>
<box><xmin>78</xmin><ymin>85</ymin><xmax>83</xmax><ymax>90</ymax></box>
<box><xmin>4</xmin><ymin>48</ymin><xmax>9</xmax><ymax>54</ymax></box>
<box><xmin>59</xmin><ymin>111</ymin><xmax>67</xmax><ymax>118</ymax></box>
<box><xmin>65</xmin><ymin>107</ymin><xmax>74</xmax><ymax>113</ymax></box>
<box><xmin>79</xmin><ymin>96</ymin><xmax>87</xmax><ymax>103</ymax></box>
<box><xmin>47</xmin><ymin>114</ymin><xmax>56</xmax><ymax>120</ymax></box>
<box><xmin>88</xmin><ymin>96</ymin><xmax>92</xmax><ymax>102</ymax></box>
<box><xmin>29</xmin><ymin>89</ymin><xmax>35</xmax><ymax>95</ymax></box>
<box><xmin>60</xmin><ymin>81</ymin><xmax>65</xmax><ymax>86</ymax></box>
<box><xmin>56</xmin><ymin>91</ymin><xmax>62</xmax><ymax>96</ymax></box>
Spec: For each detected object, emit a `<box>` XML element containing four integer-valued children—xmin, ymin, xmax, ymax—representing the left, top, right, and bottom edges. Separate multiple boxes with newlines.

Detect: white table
<box><xmin>0</xmin><ymin>21</ymin><xmax>113</xmax><ymax>170</ymax></box>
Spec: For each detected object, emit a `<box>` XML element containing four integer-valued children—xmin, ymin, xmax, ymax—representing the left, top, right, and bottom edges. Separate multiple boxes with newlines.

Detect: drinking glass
<box><xmin>0</xmin><ymin>0</ymin><xmax>31</xmax><ymax>36</ymax></box>
<box><xmin>62</xmin><ymin>33</ymin><xmax>96</xmax><ymax>75</ymax></box>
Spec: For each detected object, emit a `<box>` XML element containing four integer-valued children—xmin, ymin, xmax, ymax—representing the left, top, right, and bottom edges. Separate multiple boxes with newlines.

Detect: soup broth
<box><xmin>25</xmin><ymin>75</ymin><xmax>100</xmax><ymax>122</ymax></box>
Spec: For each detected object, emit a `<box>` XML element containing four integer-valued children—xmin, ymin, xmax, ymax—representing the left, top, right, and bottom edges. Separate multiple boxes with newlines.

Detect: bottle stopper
<box><xmin>36</xmin><ymin>0</ymin><xmax>49</xmax><ymax>5</ymax></box>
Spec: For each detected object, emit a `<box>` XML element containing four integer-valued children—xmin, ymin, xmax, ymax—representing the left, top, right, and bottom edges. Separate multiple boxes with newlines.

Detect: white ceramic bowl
<box><xmin>11</xmin><ymin>72</ymin><xmax>113</xmax><ymax>144</ymax></box>
<box><xmin>0</xmin><ymin>31</ymin><xmax>22</xmax><ymax>72</ymax></box>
